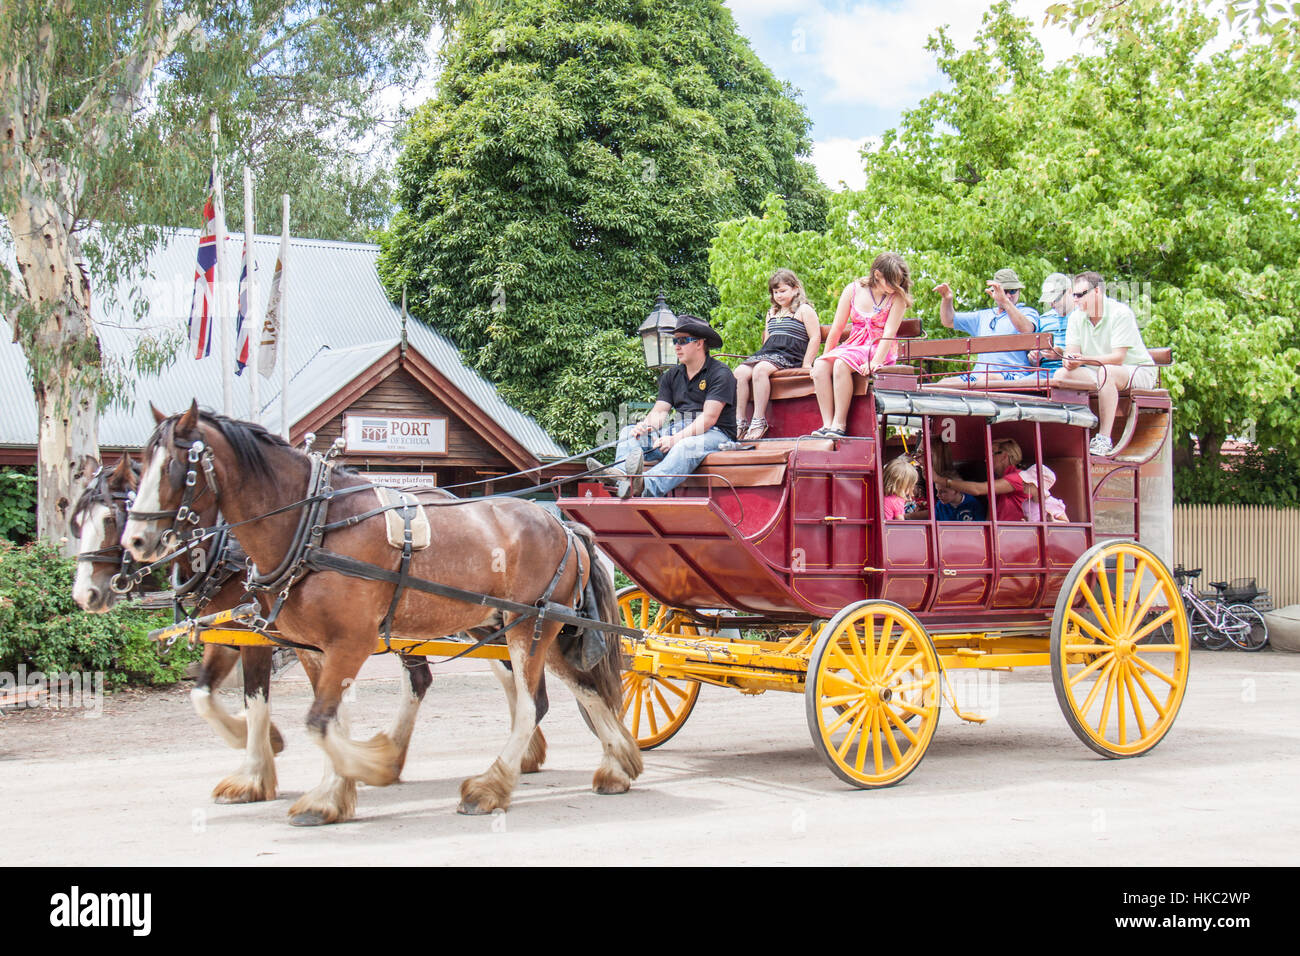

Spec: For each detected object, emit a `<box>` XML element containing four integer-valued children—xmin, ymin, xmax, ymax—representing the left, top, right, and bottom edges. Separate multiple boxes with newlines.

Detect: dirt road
<box><xmin>1</xmin><ymin>648</ymin><xmax>1296</xmax><ymax>865</ymax></box>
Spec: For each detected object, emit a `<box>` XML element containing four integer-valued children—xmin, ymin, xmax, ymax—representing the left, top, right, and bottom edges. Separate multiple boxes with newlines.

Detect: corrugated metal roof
<box><xmin>0</xmin><ymin>229</ymin><xmax>567</xmax><ymax>458</ymax></box>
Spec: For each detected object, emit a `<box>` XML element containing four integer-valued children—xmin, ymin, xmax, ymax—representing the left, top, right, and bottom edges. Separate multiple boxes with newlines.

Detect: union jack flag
<box><xmin>187</xmin><ymin>170</ymin><xmax>220</xmax><ymax>360</ymax></box>
<box><xmin>234</xmin><ymin>241</ymin><xmax>252</xmax><ymax>374</ymax></box>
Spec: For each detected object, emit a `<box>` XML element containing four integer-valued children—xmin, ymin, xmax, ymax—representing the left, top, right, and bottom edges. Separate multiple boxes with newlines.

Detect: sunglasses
<box><xmin>1072</xmin><ymin>289</ymin><xmax>1093</xmax><ymax>299</ymax></box>
<box><xmin>671</xmin><ymin>336</ymin><xmax>701</xmax><ymax>346</ymax></box>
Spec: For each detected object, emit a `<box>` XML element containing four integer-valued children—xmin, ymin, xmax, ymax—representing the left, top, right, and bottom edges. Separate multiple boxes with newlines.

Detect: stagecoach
<box><xmin>558</xmin><ymin>319</ymin><xmax>1187</xmax><ymax>787</ymax></box>
<box><xmin>135</xmin><ymin>319</ymin><xmax>1185</xmax><ymax>799</ymax></box>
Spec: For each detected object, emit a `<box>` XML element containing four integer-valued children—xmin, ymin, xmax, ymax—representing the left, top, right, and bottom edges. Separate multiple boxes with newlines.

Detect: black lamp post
<box><xmin>638</xmin><ymin>292</ymin><xmax>678</xmax><ymax>370</ymax></box>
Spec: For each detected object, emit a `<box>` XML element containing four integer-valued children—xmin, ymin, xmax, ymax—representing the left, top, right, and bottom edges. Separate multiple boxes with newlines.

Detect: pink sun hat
<box><xmin>1019</xmin><ymin>464</ymin><xmax>1056</xmax><ymax>491</ymax></box>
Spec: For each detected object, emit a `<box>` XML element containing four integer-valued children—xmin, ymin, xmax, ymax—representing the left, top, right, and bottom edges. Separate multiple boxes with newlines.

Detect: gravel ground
<box><xmin>1</xmin><ymin>647</ymin><xmax>1297</xmax><ymax>866</ymax></box>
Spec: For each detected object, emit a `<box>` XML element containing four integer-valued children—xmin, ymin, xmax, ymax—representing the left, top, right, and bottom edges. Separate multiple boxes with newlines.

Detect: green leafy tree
<box><xmin>1</xmin><ymin>0</ymin><xmax>440</xmax><ymax>549</ymax></box>
<box><xmin>378</xmin><ymin>0</ymin><xmax>827</xmax><ymax>449</ymax></box>
<box><xmin>710</xmin><ymin>2</ymin><xmax>1300</xmax><ymax>461</ymax></box>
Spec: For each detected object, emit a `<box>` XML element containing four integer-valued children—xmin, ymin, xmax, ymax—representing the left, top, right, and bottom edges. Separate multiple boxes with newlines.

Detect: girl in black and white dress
<box><xmin>735</xmin><ymin>269</ymin><xmax>821</xmax><ymax>440</ymax></box>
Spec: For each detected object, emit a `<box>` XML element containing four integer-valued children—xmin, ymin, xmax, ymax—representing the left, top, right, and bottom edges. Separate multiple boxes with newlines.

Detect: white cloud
<box><xmin>784</xmin><ymin>1</ymin><xmax>1101</xmax><ymax>109</ymax></box>
<box><xmin>810</xmin><ymin>136</ymin><xmax>878</xmax><ymax>191</ymax></box>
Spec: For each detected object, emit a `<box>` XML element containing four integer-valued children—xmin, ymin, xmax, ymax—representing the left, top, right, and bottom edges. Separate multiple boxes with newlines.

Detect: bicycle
<box><xmin>1172</xmin><ymin>566</ymin><xmax>1269</xmax><ymax>651</ymax></box>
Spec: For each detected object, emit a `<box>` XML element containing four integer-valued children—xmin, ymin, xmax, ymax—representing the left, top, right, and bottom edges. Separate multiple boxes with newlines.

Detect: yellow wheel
<box><xmin>616</xmin><ymin>586</ymin><xmax>702</xmax><ymax>749</ymax></box>
<box><xmin>805</xmin><ymin>601</ymin><xmax>940</xmax><ymax>789</ymax></box>
<box><xmin>1051</xmin><ymin>541</ymin><xmax>1190</xmax><ymax>758</ymax></box>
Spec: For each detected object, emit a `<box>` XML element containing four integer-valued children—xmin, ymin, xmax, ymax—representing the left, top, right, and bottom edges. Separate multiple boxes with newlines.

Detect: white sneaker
<box><xmin>1089</xmin><ymin>434</ymin><xmax>1114</xmax><ymax>457</ymax></box>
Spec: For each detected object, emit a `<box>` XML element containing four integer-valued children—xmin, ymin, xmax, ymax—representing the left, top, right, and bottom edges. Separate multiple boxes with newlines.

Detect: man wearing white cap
<box><xmin>1028</xmin><ymin>273</ymin><xmax>1072</xmax><ymax>373</ymax></box>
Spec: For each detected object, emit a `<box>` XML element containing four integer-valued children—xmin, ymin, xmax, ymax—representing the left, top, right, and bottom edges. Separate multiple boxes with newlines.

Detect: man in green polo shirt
<box><xmin>1052</xmin><ymin>271</ymin><xmax>1158</xmax><ymax>456</ymax></box>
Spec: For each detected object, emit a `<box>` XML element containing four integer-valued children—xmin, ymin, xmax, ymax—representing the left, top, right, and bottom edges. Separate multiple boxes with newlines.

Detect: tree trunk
<box><xmin>7</xmin><ymin>190</ymin><xmax>102</xmax><ymax>554</ymax></box>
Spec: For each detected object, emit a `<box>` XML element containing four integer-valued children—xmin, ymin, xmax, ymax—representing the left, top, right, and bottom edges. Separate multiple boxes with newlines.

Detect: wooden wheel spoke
<box><xmin>651</xmin><ymin>683</ymin><xmax>676</xmax><ymax>719</ymax></box>
<box><xmin>825</xmin><ymin>699</ymin><xmax>866</xmax><ymax>735</ymax></box>
<box><xmin>1067</xmin><ymin>609</ymin><xmax>1115</xmax><ymax>645</ymax></box>
<box><xmin>875</xmin><ymin>617</ymin><xmax>895</xmax><ymax>669</ymax></box>
<box><xmin>1121</xmin><ymin>560</ymin><xmax>1150</xmax><ymax>635</ymax></box>
<box><xmin>630</xmin><ymin>683</ymin><xmax>644</xmax><ymax>738</ymax></box>
<box><xmin>1129</xmin><ymin>666</ymin><xmax>1169</xmax><ymax>718</ymax></box>
<box><xmin>1130</xmin><ymin>608</ymin><xmax>1176</xmax><ymax>644</ymax></box>
<box><xmin>645</xmin><ymin>690</ymin><xmax>661</xmax><ymax>736</ymax></box>
<box><xmin>1077</xmin><ymin>657</ymin><xmax>1115</xmax><ymax>716</ymax></box>
<box><xmin>871</xmin><ymin>709</ymin><xmax>885</xmax><ymax>775</ymax></box>
<box><xmin>1096</xmin><ymin>659</ymin><xmax>1120</xmax><ymax>737</ymax></box>
<box><xmin>1094</xmin><ymin>560</ymin><xmax>1119</xmax><ymax>631</ymax></box>
<box><xmin>853</xmin><ymin>708</ymin><xmax>875</xmax><ymax>773</ymax></box>
<box><xmin>848</xmin><ymin>620</ymin><xmax>873</xmax><ymax>679</ymax></box>
<box><xmin>656</xmin><ymin>678</ymin><xmax>690</xmax><ymax>701</ymax></box>
<box><xmin>1067</xmin><ymin>648</ymin><xmax>1113</xmax><ymax>688</ymax></box>
<box><xmin>828</xmin><ymin>643</ymin><xmax>870</xmax><ymax>685</ymax></box>
<box><xmin>885</xmin><ymin>703</ymin><xmax>921</xmax><ymax>747</ymax></box>
<box><xmin>1122</xmin><ymin>665</ymin><xmax>1149</xmax><ymax>739</ymax></box>
<box><xmin>881</xmin><ymin>708</ymin><xmax>908</xmax><ymax>764</ymax></box>
<box><xmin>1114</xmin><ymin>553</ymin><xmax>1127</xmax><ymax>635</ymax></box>
<box><xmin>1063</xmin><ymin>642</ymin><xmax>1111</xmax><ymax>654</ymax></box>
<box><xmin>1115</xmin><ymin>660</ymin><xmax>1127</xmax><ymax>745</ymax></box>
<box><xmin>1128</xmin><ymin>653</ymin><xmax>1178</xmax><ymax>688</ymax></box>
<box><xmin>882</xmin><ymin>630</ymin><xmax>913</xmax><ymax>675</ymax></box>
<box><xmin>836</xmin><ymin>700</ymin><xmax>872</xmax><ymax>761</ymax></box>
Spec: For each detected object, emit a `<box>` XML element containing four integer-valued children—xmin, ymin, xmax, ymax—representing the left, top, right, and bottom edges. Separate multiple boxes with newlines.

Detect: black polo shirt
<box><xmin>656</xmin><ymin>355</ymin><xmax>737</xmax><ymax>440</ymax></box>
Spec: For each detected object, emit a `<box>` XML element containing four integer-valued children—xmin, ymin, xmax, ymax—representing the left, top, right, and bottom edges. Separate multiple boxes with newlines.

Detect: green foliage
<box><xmin>0</xmin><ymin>469</ymin><xmax>37</xmax><ymax>543</ymax></box>
<box><xmin>1175</xmin><ymin>446</ymin><xmax>1300</xmax><ymax>508</ymax></box>
<box><xmin>379</xmin><ymin>0</ymin><xmax>828</xmax><ymax>449</ymax></box>
<box><xmin>709</xmin><ymin>2</ymin><xmax>1300</xmax><ymax>455</ymax></box>
<box><xmin>0</xmin><ymin>540</ymin><xmax>199</xmax><ymax>685</ymax></box>
<box><xmin>1046</xmin><ymin>1</ymin><xmax>1299</xmax><ymax>57</ymax></box>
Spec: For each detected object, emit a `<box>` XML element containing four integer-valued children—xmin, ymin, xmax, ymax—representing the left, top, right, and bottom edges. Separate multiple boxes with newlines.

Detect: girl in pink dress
<box><xmin>810</xmin><ymin>252</ymin><xmax>913</xmax><ymax>437</ymax></box>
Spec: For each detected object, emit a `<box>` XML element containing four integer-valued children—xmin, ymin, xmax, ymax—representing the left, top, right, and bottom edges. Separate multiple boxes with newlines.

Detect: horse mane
<box><xmin>148</xmin><ymin>408</ymin><xmax>298</xmax><ymax>481</ymax></box>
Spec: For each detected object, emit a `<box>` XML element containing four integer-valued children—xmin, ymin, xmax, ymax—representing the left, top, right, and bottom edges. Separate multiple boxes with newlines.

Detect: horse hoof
<box><xmin>212</xmin><ymin>777</ymin><xmax>276</xmax><ymax>804</ymax></box>
<box><xmin>593</xmin><ymin>767</ymin><xmax>633</xmax><ymax>795</ymax></box>
<box><xmin>457</xmin><ymin>800</ymin><xmax>501</xmax><ymax>816</ymax></box>
<box><xmin>289</xmin><ymin>811</ymin><xmax>331</xmax><ymax>827</ymax></box>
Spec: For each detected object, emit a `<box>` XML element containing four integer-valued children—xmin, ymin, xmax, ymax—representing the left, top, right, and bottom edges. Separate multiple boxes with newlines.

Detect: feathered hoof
<box><xmin>289</xmin><ymin>811</ymin><xmax>333</xmax><ymax>827</ymax></box>
<box><xmin>212</xmin><ymin>773</ymin><xmax>277</xmax><ymax>804</ymax></box>
<box><xmin>593</xmin><ymin>765</ymin><xmax>633</xmax><ymax>795</ymax></box>
<box><xmin>287</xmin><ymin>784</ymin><xmax>355</xmax><ymax>826</ymax></box>
<box><xmin>458</xmin><ymin>764</ymin><xmax>514</xmax><ymax>815</ymax></box>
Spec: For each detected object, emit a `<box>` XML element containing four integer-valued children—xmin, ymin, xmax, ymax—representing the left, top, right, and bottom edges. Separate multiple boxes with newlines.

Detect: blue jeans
<box><xmin>616</xmin><ymin>421</ymin><xmax>731</xmax><ymax>497</ymax></box>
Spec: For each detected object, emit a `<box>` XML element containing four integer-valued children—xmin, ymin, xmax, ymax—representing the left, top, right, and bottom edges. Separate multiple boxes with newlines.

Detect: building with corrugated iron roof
<box><xmin>1</xmin><ymin>229</ymin><xmax>571</xmax><ymax>493</ymax></box>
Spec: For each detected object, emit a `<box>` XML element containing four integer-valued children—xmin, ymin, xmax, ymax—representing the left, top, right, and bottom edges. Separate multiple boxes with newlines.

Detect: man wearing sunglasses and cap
<box><xmin>595</xmin><ymin>314</ymin><xmax>737</xmax><ymax>498</ymax></box>
<box><xmin>932</xmin><ymin>267</ymin><xmax>1042</xmax><ymax>386</ymax></box>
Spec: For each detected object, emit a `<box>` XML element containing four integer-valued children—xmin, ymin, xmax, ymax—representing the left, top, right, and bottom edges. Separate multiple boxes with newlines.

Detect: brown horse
<box><xmin>70</xmin><ymin>450</ymin><xmax>437</xmax><ymax>805</ymax></box>
<box><xmin>123</xmin><ymin>403</ymin><xmax>640</xmax><ymax>824</ymax></box>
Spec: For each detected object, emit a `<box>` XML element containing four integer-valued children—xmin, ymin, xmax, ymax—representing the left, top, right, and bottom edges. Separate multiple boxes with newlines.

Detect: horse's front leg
<box><xmin>211</xmin><ymin>646</ymin><xmax>281</xmax><ymax>804</ymax></box>
<box><xmin>289</xmin><ymin>642</ymin><xmax>402</xmax><ymax>826</ymax></box>
<box><xmin>459</xmin><ymin>629</ymin><xmax>553</xmax><ymax>814</ymax></box>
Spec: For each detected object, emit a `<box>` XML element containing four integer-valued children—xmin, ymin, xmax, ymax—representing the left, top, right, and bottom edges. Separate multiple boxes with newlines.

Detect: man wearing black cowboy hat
<box><xmin>599</xmin><ymin>314</ymin><xmax>737</xmax><ymax>498</ymax></box>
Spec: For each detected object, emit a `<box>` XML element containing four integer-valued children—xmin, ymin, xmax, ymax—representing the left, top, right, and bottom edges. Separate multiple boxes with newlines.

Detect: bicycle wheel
<box><xmin>1190</xmin><ymin>608</ymin><xmax>1229</xmax><ymax>650</ymax></box>
<box><xmin>1222</xmin><ymin>604</ymin><xmax>1269</xmax><ymax>651</ymax></box>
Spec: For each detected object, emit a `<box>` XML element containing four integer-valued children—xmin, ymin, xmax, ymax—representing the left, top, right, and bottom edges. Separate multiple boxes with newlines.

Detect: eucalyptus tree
<box><xmin>1</xmin><ymin>0</ymin><xmax>441</xmax><ymax>547</ymax></box>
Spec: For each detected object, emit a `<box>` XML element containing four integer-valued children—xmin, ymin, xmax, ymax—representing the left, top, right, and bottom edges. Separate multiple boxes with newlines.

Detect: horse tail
<box><xmin>567</xmin><ymin>521</ymin><xmax>624</xmax><ymax>712</ymax></box>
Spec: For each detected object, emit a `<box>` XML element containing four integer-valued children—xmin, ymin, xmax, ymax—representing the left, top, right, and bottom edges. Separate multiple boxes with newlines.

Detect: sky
<box><xmin>722</xmin><ymin>0</ymin><xmax>1097</xmax><ymax>190</ymax></box>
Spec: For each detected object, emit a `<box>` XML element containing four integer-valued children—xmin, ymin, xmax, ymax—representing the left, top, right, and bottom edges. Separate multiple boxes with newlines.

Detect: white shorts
<box><xmin>1080</xmin><ymin>364</ymin><xmax>1159</xmax><ymax>389</ymax></box>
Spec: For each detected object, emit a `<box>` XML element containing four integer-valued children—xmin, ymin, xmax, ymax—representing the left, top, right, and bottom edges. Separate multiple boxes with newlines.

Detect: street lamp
<box><xmin>638</xmin><ymin>292</ymin><xmax>678</xmax><ymax>370</ymax></box>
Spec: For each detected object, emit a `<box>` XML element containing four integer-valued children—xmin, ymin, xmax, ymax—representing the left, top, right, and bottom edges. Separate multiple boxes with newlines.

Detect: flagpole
<box><xmin>244</xmin><ymin>166</ymin><xmax>259</xmax><ymax>424</ymax></box>
<box><xmin>210</xmin><ymin>113</ymin><xmax>232</xmax><ymax>416</ymax></box>
<box><xmin>280</xmin><ymin>193</ymin><xmax>290</xmax><ymax>439</ymax></box>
